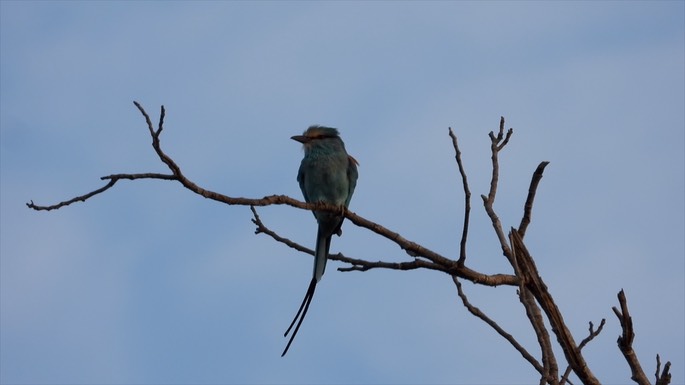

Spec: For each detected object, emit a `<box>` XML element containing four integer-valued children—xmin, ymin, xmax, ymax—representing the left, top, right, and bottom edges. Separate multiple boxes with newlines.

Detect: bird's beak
<box><xmin>291</xmin><ymin>135</ymin><xmax>309</xmax><ymax>144</ymax></box>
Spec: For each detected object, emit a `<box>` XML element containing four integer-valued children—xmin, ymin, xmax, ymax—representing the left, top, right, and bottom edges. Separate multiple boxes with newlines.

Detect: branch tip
<box><xmin>157</xmin><ymin>105</ymin><xmax>166</xmax><ymax>135</ymax></box>
<box><xmin>518</xmin><ymin>161</ymin><xmax>551</xmax><ymax>237</ymax></box>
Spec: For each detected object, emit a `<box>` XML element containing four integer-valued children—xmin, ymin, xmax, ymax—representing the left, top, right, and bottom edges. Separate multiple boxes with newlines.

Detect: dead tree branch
<box><xmin>28</xmin><ymin>103</ymin><xmax>674</xmax><ymax>384</ymax></box>
<box><xmin>613</xmin><ymin>289</ymin><xmax>671</xmax><ymax>385</ymax></box>
<box><xmin>27</xmin><ymin>173</ymin><xmax>176</xmax><ymax>211</ymax></box>
<box><xmin>518</xmin><ymin>161</ymin><xmax>550</xmax><ymax>238</ymax></box>
<box><xmin>250</xmin><ymin>206</ymin><xmax>444</xmax><ymax>273</ymax></box>
<box><xmin>27</xmin><ymin>102</ymin><xmax>517</xmax><ymax>287</ymax></box>
<box><xmin>656</xmin><ymin>354</ymin><xmax>672</xmax><ymax>385</ymax></box>
<box><xmin>516</xmin><ymin>163</ymin><xmax>559</xmax><ymax>385</ymax></box>
<box><xmin>448</xmin><ymin>127</ymin><xmax>471</xmax><ymax>266</ymax></box>
<box><xmin>560</xmin><ymin>320</ymin><xmax>606</xmax><ymax>385</ymax></box>
<box><xmin>453</xmin><ymin>276</ymin><xmax>544</xmax><ymax>375</ymax></box>
<box><xmin>511</xmin><ymin>229</ymin><xmax>600</xmax><ymax>385</ymax></box>
<box><xmin>481</xmin><ymin>116</ymin><xmax>515</xmax><ymax>262</ymax></box>
<box><xmin>516</xmin><ymin>264</ymin><xmax>559</xmax><ymax>384</ymax></box>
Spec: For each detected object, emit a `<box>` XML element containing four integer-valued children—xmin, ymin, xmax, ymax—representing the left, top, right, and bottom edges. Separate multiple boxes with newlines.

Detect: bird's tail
<box><xmin>282</xmin><ymin>277</ymin><xmax>317</xmax><ymax>356</ymax></box>
<box><xmin>313</xmin><ymin>227</ymin><xmax>331</xmax><ymax>282</ymax></box>
<box><xmin>281</xmin><ymin>227</ymin><xmax>331</xmax><ymax>356</ymax></box>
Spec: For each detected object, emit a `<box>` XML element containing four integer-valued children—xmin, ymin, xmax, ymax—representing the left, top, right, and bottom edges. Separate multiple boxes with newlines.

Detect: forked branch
<box><xmin>613</xmin><ymin>290</ymin><xmax>671</xmax><ymax>385</ymax></box>
<box><xmin>27</xmin><ymin>102</ymin><xmax>517</xmax><ymax>287</ymax></box>
<box><xmin>511</xmin><ymin>229</ymin><xmax>600</xmax><ymax>385</ymax></box>
<box><xmin>27</xmin><ymin>103</ymin><xmax>673</xmax><ymax>384</ymax></box>
<box><xmin>481</xmin><ymin>116</ymin><xmax>514</xmax><ymax>261</ymax></box>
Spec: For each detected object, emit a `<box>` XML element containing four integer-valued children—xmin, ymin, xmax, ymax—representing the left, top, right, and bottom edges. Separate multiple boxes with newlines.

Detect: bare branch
<box><xmin>612</xmin><ymin>289</ymin><xmax>654</xmax><ymax>385</ymax></box>
<box><xmin>27</xmin><ymin>178</ymin><xmax>118</xmax><ymax>211</ymax></box>
<box><xmin>342</xmin><ymin>209</ymin><xmax>519</xmax><ymax>286</ymax></box>
<box><xmin>510</xmin><ymin>229</ymin><xmax>600</xmax><ymax>385</ymax></box>
<box><xmin>448</xmin><ymin>127</ymin><xmax>471</xmax><ymax>266</ymax></box>
<box><xmin>482</xmin><ymin>117</ymin><xmax>514</xmax><ymax>262</ymax></box>
<box><xmin>133</xmin><ymin>100</ymin><xmax>156</xmax><ymax>137</ymax></box>
<box><xmin>518</xmin><ymin>161</ymin><xmax>550</xmax><ymax>238</ymax></box>
<box><xmin>250</xmin><ymin>205</ymin><xmax>313</xmax><ymax>255</ymax></box>
<box><xmin>26</xmin><ymin>173</ymin><xmax>177</xmax><ymax>211</ymax></box>
<box><xmin>157</xmin><ymin>104</ymin><xmax>165</xmax><ymax>135</ymax></box>
<box><xmin>522</xmin><ymin>286</ymin><xmax>558</xmax><ymax>384</ymax></box>
<box><xmin>655</xmin><ymin>354</ymin><xmax>672</xmax><ymax>385</ymax></box>
<box><xmin>250</xmin><ymin>206</ymin><xmax>441</xmax><ymax>273</ymax></box>
<box><xmin>250</xmin><ymin>205</ymin><xmax>510</xmax><ymax>282</ymax></box>
<box><xmin>29</xmin><ymin>103</ymin><xmax>520</xmax><ymax>288</ymax></box>
<box><xmin>336</xmin><ymin>257</ymin><xmax>442</xmax><ymax>273</ymax></box>
<box><xmin>578</xmin><ymin>320</ymin><xmax>606</xmax><ymax>352</ymax></box>
<box><xmin>488</xmin><ymin>116</ymin><xmax>514</xmax><ymax>151</ymax></box>
<box><xmin>453</xmin><ymin>276</ymin><xmax>544</xmax><ymax>375</ymax></box>
<box><xmin>27</xmin><ymin>104</ymin><xmax>672</xmax><ymax>383</ymax></box>
<box><xmin>560</xmin><ymin>320</ymin><xmax>606</xmax><ymax>385</ymax></box>
<box><xmin>510</xmin><ymin>231</ymin><xmax>558</xmax><ymax>384</ymax></box>
<box><xmin>133</xmin><ymin>101</ymin><xmax>184</xmax><ymax>180</ymax></box>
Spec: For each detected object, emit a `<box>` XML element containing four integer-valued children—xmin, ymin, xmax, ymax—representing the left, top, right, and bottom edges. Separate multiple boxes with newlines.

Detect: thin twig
<box><xmin>250</xmin><ymin>206</ymin><xmax>501</xmax><ymax>279</ymax></box>
<box><xmin>250</xmin><ymin>206</ymin><xmax>443</xmax><ymax>273</ymax></box>
<box><xmin>26</xmin><ymin>173</ymin><xmax>177</xmax><ymax>211</ymax></box>
<box><xmin>518</xmin><ymin>161</ymin><xmax>550</xmax><ymax>238</ymax></box>
<box><xmin>578</xmin><ymin>320</ymin><xmax>606</xmax><ymax>353</ymax></box>
<box><xmin>250</xmin><ymin>205</ymin><xmax>313</xmax><ymax>255</ymax></box>
<box><xmin>482</xmin><ymin>117</ymin><xmax>514</xmax><ymax>261</ymax></box>
<box><xmin>612</xmin><ymin>289</ymin><xmax>652</xmax><ymax>385</ymax></box>
<box><xmin>448</xmin><ymin>127</ymin><xmax>471</xmax><ymax>265</ymax></box>
<box><xmin>655</xmin><ymin>354</ymin><xmax>672</xmax><ymax>385</ymax></box>
<box><xmin>27</xmin><ymin>179</ymin><xmax>118</xmax><ymax>211</ymax></box>
<box><xmin>453</xmin><ymin>276</ymin><xmax>544</xmax><ymax>374</ymax></box>
<box><xmin>560</xmin><ymin>320</ymin><xmax>606</xmax><ymax>385</ymax></box>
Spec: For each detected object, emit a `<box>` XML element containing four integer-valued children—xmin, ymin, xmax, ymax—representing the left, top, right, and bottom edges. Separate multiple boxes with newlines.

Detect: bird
<box><xmin>282</xmin><ymin>125</ymin><xmax>358</xmax><ymax>356</ymax></box>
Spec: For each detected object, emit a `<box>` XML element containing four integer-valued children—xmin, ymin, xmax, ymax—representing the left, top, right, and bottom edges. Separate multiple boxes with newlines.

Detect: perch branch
<box><xmin>28</xmin><ymin>103</ymin><xmax>520</xmax><ymax>287</ymax></box>
<box><xmin>335</xmin><ymin>258</ymin><xmax>440</xmax><ymax>273</ymax></box>
<box><xmin>27</xmin><ymin>103</ymin><xmax>671</xmax><ymax>383</ymax></box>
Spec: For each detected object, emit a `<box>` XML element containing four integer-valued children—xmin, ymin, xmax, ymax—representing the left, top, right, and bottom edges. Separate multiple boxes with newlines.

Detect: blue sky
<box><xmin>1</xmin><ymin>1</ymin><xmax>683</xmax><ymax>384</ymax></box>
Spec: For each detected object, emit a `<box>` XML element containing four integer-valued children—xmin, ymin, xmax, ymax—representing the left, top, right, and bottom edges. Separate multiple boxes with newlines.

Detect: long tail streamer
<box><xmin>281</xmin><ymin>277</ymin><xmax>317</xmax><ymax>356</ymax></box>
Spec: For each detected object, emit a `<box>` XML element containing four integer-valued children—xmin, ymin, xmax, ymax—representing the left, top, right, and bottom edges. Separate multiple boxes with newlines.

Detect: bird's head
<box><xmin>291</xmin><ymin>125</ymin><xmax>340</xmax><ymax>146</ymax></box>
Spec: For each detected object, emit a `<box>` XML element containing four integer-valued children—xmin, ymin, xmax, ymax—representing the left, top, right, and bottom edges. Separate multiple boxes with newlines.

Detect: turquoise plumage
<box><xmin>282</xmin><ymin>125</ymin><xmax>358</xmax><ymax>356</ymax></box>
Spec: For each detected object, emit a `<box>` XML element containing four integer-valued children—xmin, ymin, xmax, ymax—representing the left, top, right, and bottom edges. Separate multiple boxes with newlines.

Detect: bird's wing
<box><xmin>345</xmin><ymin>154</ymin><xmax>359</xmax><ymax>207</ymax></box>
<box><xmin>297</xmin><ymin>160</ymin><xmax>309</xmax><ymax>203</ymax></box>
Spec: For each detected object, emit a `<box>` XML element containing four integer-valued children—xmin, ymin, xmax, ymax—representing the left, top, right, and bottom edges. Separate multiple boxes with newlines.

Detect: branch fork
<box><xmin>28</xmin><ymin>103</ymin><xmax>672</xmax><ymax>384</ymax></box>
